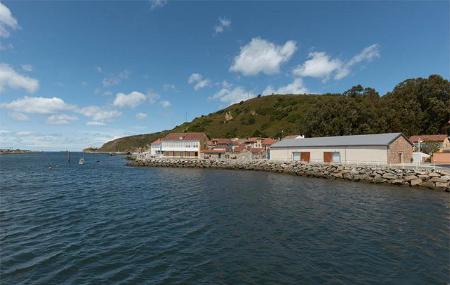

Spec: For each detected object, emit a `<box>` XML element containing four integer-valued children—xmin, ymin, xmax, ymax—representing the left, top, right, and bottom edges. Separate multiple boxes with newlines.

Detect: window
<box><xmin>292</xmin><ymin>152</ymin><xmax>300</xmax><ymax>161</ymax></box>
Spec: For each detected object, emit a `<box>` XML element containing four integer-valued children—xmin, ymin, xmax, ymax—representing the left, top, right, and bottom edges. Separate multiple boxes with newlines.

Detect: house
<box><xmin>409</xmin><ymin>135</ymin><xmax>450</xmax><ymax>153</ymax></box>
<box><xmin>150</xmin><ymin>138</ymin><xmax>162</xmax><ymax>156</ymax></box>
<box><xmin>270</xmin><ymin>133</ymin><xmax>413</xmax><ymax>164</ymax></box>
<box><xmin>208</xmin><ymin>138</ymin><xmax>234</xmax><ymax>152</ymax></box>
<box><xmin>202</xmin><ymin>148</ymin><xmax>227</xmax><ymax>160</ymax></box>
<box><xmin>160</xmin><ymin>132</ymin><xmax>208</xmax><ymax>158</ymax></box>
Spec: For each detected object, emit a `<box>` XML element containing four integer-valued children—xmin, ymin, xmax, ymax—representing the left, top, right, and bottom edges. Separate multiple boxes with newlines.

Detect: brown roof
<box><xmin>151</xmin><ymin>138</ymin><xmax>161</xmax><ymax>144</ymax></box>
<box><xmin>262</xmin><ymin>138</ymin><xmax>276</xmax><ymax>145</ymax></box>
<box><xmin>162</xmin><ymin>132</ymin><xmax>208</xmax><ymax>141</ymax></box>
<box><xmin>202</xmin><ymin>148</ymin><xmax>226</xmax><ymax>154</ymax></box>
<box><xmin>409</xmin><ymin>135</ymin><xmax>448</xmax><ymax>143</ymax></box>
<box><xmin>210</xmin><ymin>138</ymin><xmax>233</xmax><ymax>144</ymax></box>
<box><xmin>250</xmin><ymin>147</ymin><xmax>264</xmax><ymax>154</ymax></box>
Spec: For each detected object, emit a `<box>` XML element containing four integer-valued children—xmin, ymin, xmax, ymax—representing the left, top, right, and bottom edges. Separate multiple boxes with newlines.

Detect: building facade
<box><xmin>160</xmin><ymin>132</ymin><xmax>208</xmax><ymax>158</ymax></box>
<box><xmin>150</xmin><ymin>139</ymin><xmax>162</xmax><ymax>156</ymax></box>
<box><xmin>270</xmin><ymin>133</ymin><xmax>413</xmax><ymax>165</ymax></box>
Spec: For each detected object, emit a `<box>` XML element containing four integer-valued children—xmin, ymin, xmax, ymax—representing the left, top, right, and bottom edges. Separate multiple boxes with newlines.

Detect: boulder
<box><xmin>410</xmin><ymin>179</ymin><xmax>422</xmax><ymax>186</ymax></box>
<box><xmin>383</xmin><ymin>173</ymin><xmax>398</xmax><ymax>180</ymax></box>
<box><xmin>403</xmin><ymin>175</ymin><xmax>418</xmax><ymax>181</ymax></box>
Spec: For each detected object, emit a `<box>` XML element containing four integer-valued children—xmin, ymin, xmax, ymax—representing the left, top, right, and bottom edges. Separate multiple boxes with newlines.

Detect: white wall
<box><xmin>161</xmin><ymin>140</ymin><xmax>200</xmax><ymax>152</ymax></box>
<box><xmin>150</xmin><ymin>144</ymin><xmax>161</xmax><ymax>155</ymax></box>
<box><xmin>270</xmin><ymin>146</ymin><xmax>388</xmax><ymax>164</ymax></box>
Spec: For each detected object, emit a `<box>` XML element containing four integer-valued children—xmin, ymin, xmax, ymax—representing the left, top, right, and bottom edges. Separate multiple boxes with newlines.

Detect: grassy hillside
<box><xmin>97</xmin><ymin>75</ymin><xmax>449</xmax><ymax>152</ymax></box>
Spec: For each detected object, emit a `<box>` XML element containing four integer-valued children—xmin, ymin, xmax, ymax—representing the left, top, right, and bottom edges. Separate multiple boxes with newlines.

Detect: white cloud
<box><xmin>147</xmin><ymin>90</ymin><xmax>160</xmax><ymax>103</ymax></box>
<box><xmin>210</xmin><ymin>86</ymin><xmax>256</xmax><ymax>105</ymax></box>
<box><xmin>0</xmin><ymin>64</ymin><xmax>39</xmax><ymax>93</ymax></box>
<box><xmin>136</xmin><ymin>112</ymin><xmax>147</xmax><ymax>120</ymax></box>
<box><xmin>160</xmin><ymin>100</ymin><xmax>171</xmax><ymax>108</ymax></box>
<box><xmin>0</xmin><ymin>2</ymin><xmax>18</xmax><ymax>38</ymax></box>
<box><xmin>8</xmin><ymin>112</ymin><xmax>29</xmax><ymax>121</ymax></box>
<box><xmin>113</xmin><ymin>91</ymin><xmax>146</xmax><ymax>108</ymax></box>
<box><xmin>102</xmin><ymin>70</ymin><xmax>129</xmax><ymax>87</ymax></box>
<box><xmin>293</xmin><ymin>44</ymin><xmax>381</xmax><ymax>81</ymax></box>
<box><xmin>150</xmin><ymin>0</ymin><xmax>167</xmax><ymax>10</ymax></box>
<box><xmin>230</xmin><ymin>37</ymin><xmax>297</xmax><ymax>76</ymax></box>
<box><xmin>262</xmin><ymin>78</ymin><xmax>308</xmax><ymax>95</ymax></box>
<box><xmin>21</xmin><ymin>64</ymin><xmax>32</xmax><ymax>72</ymax></box>
<box><xmin>47</xmin><ymin>114</ymin><xmax>78</xmax><ymax>125</ymax></box>
<box><xmin>335</xmin><ymin>44</ymin><xmax>380</xmax><ymax>79</ymax></box>
<box><xmin>78</xmin><ymin>106</ymin><xmax>121</xmax><ymax>123</ymax></box>
<box><xmin>86</xmin><ymin>121</ymin><xmax>106</xmax><ymax>126</ymax></box>
<box><xmin>292</xmin><ymin>51</ymin><xmax>342</xmax><ymax>80</ymax></box>
<box><xmin>214</xmin><ymin>17</ymin><xmax>231</xmax><ymax>34</ymax></box>
<box><xmin>188</xmin><ymin>73</ymin><xmax>210</xmax><ymax>90</ymax></box>
<box><xmin>0</xmin><ymin>96</ymin><xmax>74</xmax><ymax>114</ymax></box>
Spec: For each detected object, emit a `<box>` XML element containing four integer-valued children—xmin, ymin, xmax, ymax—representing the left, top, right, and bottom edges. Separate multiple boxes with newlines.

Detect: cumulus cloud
<box><xmin>214</xmin><ymin>17</ymin><xmax>231</xmax><ymax>34</ymax></box>
<box><xmin>136</xmin><ymin>112</ymin><xmax>147</xmax><ymax>120</ymax></box>
<box><xmin>113</xmin><ymin>91</ymin><xmax>146</xmax><ymax>108</ymax></box>
<box><xmin>78</xmin><ymin>106</ymin><xmax>121</xmax><ymax>124</ymax></box>
<box><xmin>160</xmin><ymin>100</ymin><xmax>171</xmax><ymax>108</ymax></box>
<box><xmin>0</xmin><ymin>2</ymin><xmax>18</xmax><ymax>38</ymax></box>
<box><xmin>102</xmin><ymin>70</ymin><xmax>129</xmax><ymax>87</ymax></box>
<box><xmin>0</xmin><ymin>64</ymin><xmax>39</xmax><ymax>93</ymax></box>
<box><xmin>293</xmin><ymin>44</ymin><xmax>380</xmax><ymax>81</ymax></box>
<box><xmin>210</xmin><ymin>86</ymin><xmax>256</xmax><ymax>105</ymax></box>
<box><xmin>262</xmin><ymin>78</ymin><xmax>308</xmax><ymax>95</ymax></box>
<box><xmin>47</xmin><ymin>114</ymin><xmax>78</xmax><ymax>125</ymax></box>
<box><xmin>230</xmin><ymin>37</ymin><xmax>297</xmax><ymax>76</ymax></box>
<box><xmin>150</xmin><ymin>0</ymin><xmax>167</xmax><ymax>10</ymax></box>
<box><xmin>8</xmin><ymin>112</ymin><xmax>29</xmax><ymax>121</ymax></box>
<box><xmin>0</xmin><ymin>96</ymin><xmax>74</xmax><ymax>114</ymax></box>
<box><xmin>188</xmin><ymin>73</ymin><xmax>210</xmax><ymax>90</ymax></box>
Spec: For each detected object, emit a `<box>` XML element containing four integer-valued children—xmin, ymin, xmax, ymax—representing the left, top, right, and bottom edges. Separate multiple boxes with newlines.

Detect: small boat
<box><xmin>79</xmin><ymin>158</ymin><xmax>85</xmax><ymax>165</ymax></box>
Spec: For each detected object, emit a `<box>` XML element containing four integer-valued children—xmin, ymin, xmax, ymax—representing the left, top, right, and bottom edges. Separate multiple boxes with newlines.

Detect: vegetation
<box><xmin>97</xmin><ymin>75</ymin><xmax>449</xmax><ymax>152</ymax></box>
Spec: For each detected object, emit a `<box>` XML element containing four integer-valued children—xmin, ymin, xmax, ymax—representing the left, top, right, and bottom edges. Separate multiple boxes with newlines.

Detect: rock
<box><xmin>410</xmin><ymin>179</ymin><xmax>422</xmax><ymax>186</ymax></box>
<box><xmin>435</xmin><ymin>182</ymin><xmax>449</xmax><ymax>188</ymax></box>
<box><xmin>428</xmin><ymin>172</ymin><xmax>440</xmax><ymax>177</ymax></box>
<box><xmin>429</xmin><ymin>177</ymin><xmax>447</xmax><ymax>183</ymax></box>
<box><xmin>383</xmin><ymin>173</ymin><xmax>398</xmax><ymax>180</ymax></box>
<box><xmin>403</xmin><ymin>175</ymin><xmax>418</xmax><ymax>181</ymax></box>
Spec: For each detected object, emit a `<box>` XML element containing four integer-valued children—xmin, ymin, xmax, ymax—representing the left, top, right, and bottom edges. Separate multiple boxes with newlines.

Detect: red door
<box><xmin>323</xmin><ymin>152</ymin><xmax>333</xmax><ymax>163</ymax></box>
<box><xmin>301</xmin><ymin>152</ymin><xmax>310</xmax><ymax>162</ymax></box>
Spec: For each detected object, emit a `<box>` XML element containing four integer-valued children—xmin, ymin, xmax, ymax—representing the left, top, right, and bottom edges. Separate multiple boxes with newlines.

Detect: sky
<box><xmin>0</xmin><ymin>0</ymin><xmax>448</xmax><ymax>151</ymax></box>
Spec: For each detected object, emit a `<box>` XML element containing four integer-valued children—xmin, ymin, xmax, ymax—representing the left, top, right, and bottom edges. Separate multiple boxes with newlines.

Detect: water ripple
<box><xmin>1</xmin><ymin>153</ymin><xmax>449</xmax><ymax>284</ymax></box>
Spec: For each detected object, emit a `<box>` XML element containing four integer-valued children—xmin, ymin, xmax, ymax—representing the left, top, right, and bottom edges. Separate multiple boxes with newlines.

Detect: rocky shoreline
<box><xmin>128</xmin><ymin>158</ymin><xmax>450</xmax><ymax>192</ymax></box>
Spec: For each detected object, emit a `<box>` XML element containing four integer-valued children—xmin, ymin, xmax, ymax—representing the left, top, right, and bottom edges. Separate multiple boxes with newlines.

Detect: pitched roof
<box><xmin>210</xmin><ymin>138</ymin><xmax>233</xmax><ymax>144</ymax></box>
<box><xmin>202</xmin><ymin>148</ymin><xmax>226</xmax><ymax>154</ymax></box>
<box><xmin>262</xmin><ymin>138</ymin><xmax>276</xmax><ymax>145</ymax></box>
<box><xmin>151</xmin><ymin>138</ymin><xmax>161</xmax><ymax>145</ymax></box>
<box><xmin>409</xmin><ymin>135</ymin><xmax>448</xmax><ymax>143</ymax></box>
<box><xmin>162</xmin><ymin>132</ymin><xmax>208</xmax><ymax>141</ymax></box>
<box><xmin>271</xmin><ymin>133</ymin><xmax>409</xmax><ymax>148</ymax></box>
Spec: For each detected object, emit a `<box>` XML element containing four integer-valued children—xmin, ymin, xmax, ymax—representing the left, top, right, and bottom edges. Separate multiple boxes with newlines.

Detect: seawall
<box><xmin>128</xmin><ymin>158</ymin><xmax>450</xmax><ymax>192</ymax></box>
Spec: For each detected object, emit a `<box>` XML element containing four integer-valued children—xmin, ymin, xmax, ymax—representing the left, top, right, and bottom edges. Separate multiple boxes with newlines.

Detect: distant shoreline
<box><xmin>0</xmin><ymin>150</ymin><xmax>33</xmax><ymax>155</ymax></box>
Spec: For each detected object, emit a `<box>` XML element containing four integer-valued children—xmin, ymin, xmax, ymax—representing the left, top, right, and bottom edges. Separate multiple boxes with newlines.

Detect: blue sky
<box><xmin>0</xmin><ymin>0</ymin><xmax>448</xmax><ymax>151</ymax></box>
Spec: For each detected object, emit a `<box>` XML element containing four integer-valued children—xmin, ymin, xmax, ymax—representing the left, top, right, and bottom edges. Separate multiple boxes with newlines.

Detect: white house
<box><xmin>270</xmin><ymin>133</ymin><xmax>413</xmax><ymax>165</ymax></box>
<box><xmin>160</xmin><ymin>132</ymin><xmax>208</xmax><ymax>158</ymax></box>
<box><xmin>150</xmin><ymin>139</ymin><xmax>162</xmax><ymax>156</ymax></box>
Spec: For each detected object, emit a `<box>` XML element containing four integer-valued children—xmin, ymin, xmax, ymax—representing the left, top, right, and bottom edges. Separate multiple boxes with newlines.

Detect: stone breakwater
<box><xmin>128</xmin><ymin>158</ymin><xmax>450</xmax><ymax>192</ymax></box>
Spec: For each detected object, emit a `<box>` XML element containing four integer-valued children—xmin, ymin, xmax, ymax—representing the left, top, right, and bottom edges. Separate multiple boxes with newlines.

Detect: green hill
<box><xmin>97</xmin><ymin>75</ymin><xmax>449</xmax><ymax>152</ymax></box>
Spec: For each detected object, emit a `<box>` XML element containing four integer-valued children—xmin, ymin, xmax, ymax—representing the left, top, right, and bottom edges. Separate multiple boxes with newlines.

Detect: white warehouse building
<box><xmin>270</xmin><ymin>133</ymin><xmax>413</xmax><ymax>165</ymax></box>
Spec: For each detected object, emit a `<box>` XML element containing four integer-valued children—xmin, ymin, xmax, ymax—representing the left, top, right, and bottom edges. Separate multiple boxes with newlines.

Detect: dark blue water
<box><xmin>1</xmin><ymin>153</ymin><xmax>449</xmax><ymax>284</ymax></box>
